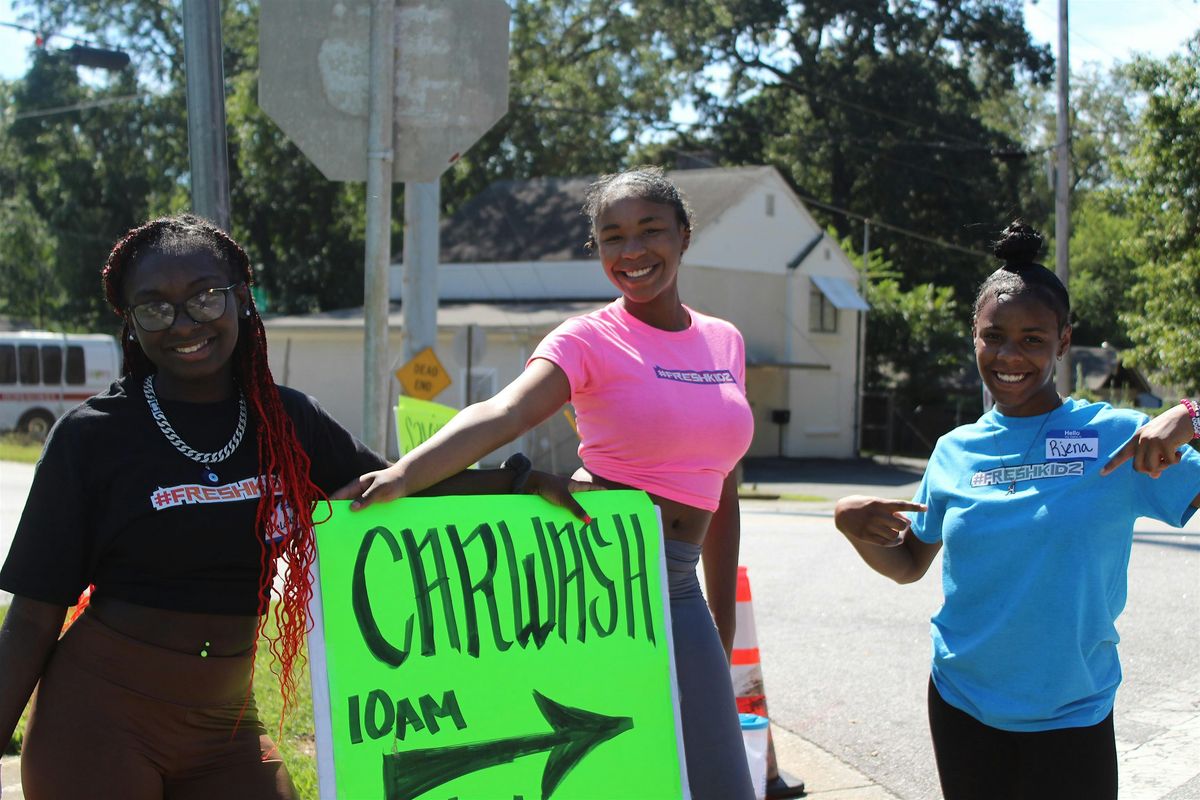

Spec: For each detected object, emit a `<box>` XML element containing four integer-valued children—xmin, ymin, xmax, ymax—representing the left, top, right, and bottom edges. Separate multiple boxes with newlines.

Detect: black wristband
<box><xmin>500</xmin><ymin>452</ymin><xmax>532</xmax><ymax>493</ymax></box>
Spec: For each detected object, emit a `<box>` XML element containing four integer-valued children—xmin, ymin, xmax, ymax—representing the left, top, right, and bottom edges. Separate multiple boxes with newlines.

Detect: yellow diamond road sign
<box><xmin>395</xmin><ymin>347</ymin><xmax>450</xmax><ymax>400</ymax></box>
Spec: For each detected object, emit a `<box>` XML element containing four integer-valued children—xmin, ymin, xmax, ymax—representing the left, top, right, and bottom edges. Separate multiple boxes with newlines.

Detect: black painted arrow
<box><xmin>381</xmin><ymin>690</ymin><xmax>634</xmax><ymax>800</ymax></box>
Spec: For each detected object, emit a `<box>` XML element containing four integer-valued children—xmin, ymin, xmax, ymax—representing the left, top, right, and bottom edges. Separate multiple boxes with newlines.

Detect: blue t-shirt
<box><xmin>910</xmin><ymin>398</ymin><xmax>1200</xmax><ymax>732</ymax></box>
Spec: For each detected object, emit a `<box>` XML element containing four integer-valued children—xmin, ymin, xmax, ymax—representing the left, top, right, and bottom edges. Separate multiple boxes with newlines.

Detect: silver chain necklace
<box><xmin>143</xmin><ymin>375</ymin><xmax>247</xmax><ymax>485</ymax></box>
<box><xmin>991</xmin><ymin>399</ymin><xmax>1061</xmax><ymax>494</ymax></box>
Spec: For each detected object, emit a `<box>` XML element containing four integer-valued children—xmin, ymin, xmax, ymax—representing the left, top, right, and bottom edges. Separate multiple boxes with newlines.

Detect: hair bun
<box><xmin>993</xmin><ymin>221</ymin><xmax>1044</xmax><ymax>265</ymax></box>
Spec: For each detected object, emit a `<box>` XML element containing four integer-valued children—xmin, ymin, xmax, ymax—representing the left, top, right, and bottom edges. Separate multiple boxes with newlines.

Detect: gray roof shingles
<box><xmin>439</xmin><ymin>166</ymin><xmax>774</xmax><ymax>264</ymax></box>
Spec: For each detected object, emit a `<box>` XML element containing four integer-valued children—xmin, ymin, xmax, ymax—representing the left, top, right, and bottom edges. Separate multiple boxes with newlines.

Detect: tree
<box><xmin>14</xmin><ymin>0</ymin><xmax>690</xmax><ymax>316</ymax></box>
<box><xmin>1064</xmin><ymin>193</ymin><xmax>1138</xmax><ymax>348</ymax></box>
<box><xmin>441</xmin><ymin>0</ymin><xmax>687</xmax><ymax>216</ymax></box>
<box><xmin>854</xmin><ymin>241</ymin><xmax>970</xmax><ymax>409</ymax></box>
<box><xmin>1117</xmin><ymin>34</ymin><xmax>1200</xmax><ymax>389</ymax></box>
<box><xmin>3</xmin><ymin>45</ymin><xmax>176</xmax><ymax>330</ymax></box>
<box><xmin>640</xmin><ymin>0</ymin><xmax>1055</xmax><ymax>300</ymax></box>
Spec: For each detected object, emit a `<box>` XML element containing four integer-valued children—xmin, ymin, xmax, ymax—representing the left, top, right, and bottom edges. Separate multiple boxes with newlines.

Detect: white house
<box><xmin>264</xmin><ymin>165</ymin><xmax>868</xmax><ymax>466</ymax></box>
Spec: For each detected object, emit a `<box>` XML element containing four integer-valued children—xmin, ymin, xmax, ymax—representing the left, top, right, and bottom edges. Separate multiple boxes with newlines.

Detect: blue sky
<box><xmin>0</xmin><ymin>1</ymin><xmax>1195</xmax><ymax>87</ymax></box>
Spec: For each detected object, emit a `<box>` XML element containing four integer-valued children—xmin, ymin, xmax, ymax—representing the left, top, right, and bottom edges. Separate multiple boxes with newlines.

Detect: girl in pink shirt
<box><xmin>342</xmin><ymin>166</ymin><xmax>756</xmax><ymax>799</ymax></box>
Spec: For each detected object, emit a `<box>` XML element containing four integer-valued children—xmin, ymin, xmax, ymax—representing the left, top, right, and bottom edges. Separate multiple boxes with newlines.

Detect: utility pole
<box><xmin>1054</xmin><ymin>0</ymin><xmax>1072</xmax><ymax>396</ymax></box>
<box><xmin>853</xmin><ymin>220</ymin><xmax>869</xmax><ymax>454</ymax></box>
<box><xmin>181</xmin><ymin>0</ymin><xmax>230</xmax><ymax>232</ymax></box>
<box><xmin>361</xmin><ymin>0</ymin><xmax>395</xmax><ymax>454</ymax></box>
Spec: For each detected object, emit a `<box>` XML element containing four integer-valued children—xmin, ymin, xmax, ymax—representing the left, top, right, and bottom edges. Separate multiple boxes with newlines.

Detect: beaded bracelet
<box><xmin>1180</xmin><ymin>398</ymin><xmax>1200</xmax><ymax>440</ymax></box>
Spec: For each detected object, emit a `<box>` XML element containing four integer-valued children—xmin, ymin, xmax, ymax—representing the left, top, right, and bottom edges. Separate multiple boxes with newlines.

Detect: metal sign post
<box><xmin>361</xmin><ymin>0</ymin><xmax>395</xmax><ymax>454</ymax></box>
<box><xmin>182</xmin><ymin>0</ymin><xmax>230</xmax><ymax>232</ymax></box>
<box><xmin>259</xmin><ymin>0</ymin><xmax>510</xmax><ymax>450</ymax></box>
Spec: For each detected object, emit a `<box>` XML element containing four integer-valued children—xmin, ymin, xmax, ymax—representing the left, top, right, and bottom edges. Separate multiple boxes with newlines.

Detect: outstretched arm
<box><xmin>834</xmin><ymin>495</ymin><xmax>940</xmax><ymax>584</ymax></box>
<box><xmin>334</xmin><ymin>359</ymin><xmax>571</xmax><ymax>509</ymax></box>
<box><xmin>702</xmin><ymin>472</ymin><xmax>742</xmax><ymax>659</ymax></box>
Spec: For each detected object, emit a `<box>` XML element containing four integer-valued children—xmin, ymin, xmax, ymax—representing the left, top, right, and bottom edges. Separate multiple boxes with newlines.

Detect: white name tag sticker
<box><xmin>1045</xmin><ymin>429</ymin><xmax>1100</xmax><ymax>461</ymax></box>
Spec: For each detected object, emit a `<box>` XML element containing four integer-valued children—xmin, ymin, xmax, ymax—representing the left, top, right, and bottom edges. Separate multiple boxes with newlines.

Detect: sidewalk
<box><xmin>0</xmin><ymin>742</ymin><xmax>898</xmax><ymax>800</ymax></box>
<box><xmin>771</xmin><ymin>725</ymin><xmax>902</xmax><ymax>799</ymax></box>
<box><xmin>741</xmin><ymin>455</ymin><xmax>927</xmax><ymax>507</ymax></box>
<box><xmin>1</xmin><ymin>754</ymin><xmax>21</xmax><ymax>800</ymax></box>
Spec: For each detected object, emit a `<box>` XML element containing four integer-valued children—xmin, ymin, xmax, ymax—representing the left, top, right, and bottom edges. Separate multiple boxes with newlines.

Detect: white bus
<box><xmin>0</xmin><ymin>331</ymin><xmax>121</xmax><ymax>438</ymax></box>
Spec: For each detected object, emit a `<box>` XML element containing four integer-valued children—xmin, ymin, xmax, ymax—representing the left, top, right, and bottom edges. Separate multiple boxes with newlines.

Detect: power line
<box><xmin>796</xmin><ymin>194</ymin><xmax>992</xmax><ymax>260</ymax></box>
<box><xmin>668</xmin><ymin>148</ymin><xmax>992</xmax><ymax>259</ymax></box>
<box><xmin>0</xmin><ymin>19</ymin><xmax>102</xmax><ymax>48</ymax></box>
<box><xmin>8</xmin><ymin>93</ymin><xmax>142</xmax><ymax>121</ymax></box>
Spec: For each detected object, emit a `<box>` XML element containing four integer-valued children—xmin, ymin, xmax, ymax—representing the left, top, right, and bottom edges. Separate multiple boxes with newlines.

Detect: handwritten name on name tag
<box><xmin>1045</xmin><ymin>429</ymin><xmax>1099</xmax><ymax>461</ymax></box>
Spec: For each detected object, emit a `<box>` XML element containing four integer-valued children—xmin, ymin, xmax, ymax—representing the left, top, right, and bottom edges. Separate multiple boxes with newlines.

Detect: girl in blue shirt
<box><xmin>834</xmin><ymin>221</ymin><xmax>1200</xmax><ymax>800</ymax></box>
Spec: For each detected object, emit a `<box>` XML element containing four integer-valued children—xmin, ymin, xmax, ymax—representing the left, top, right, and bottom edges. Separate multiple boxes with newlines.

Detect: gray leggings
<box><xmin>666</xmin><ymin>538</ymin><xmax>755</xmax><ymax>800</ymax></box>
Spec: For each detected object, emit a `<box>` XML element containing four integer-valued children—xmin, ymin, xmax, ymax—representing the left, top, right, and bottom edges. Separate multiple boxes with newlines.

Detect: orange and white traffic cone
<box><xmin>732</xmin><ymin>566</ymin><xmax>806</xmax><ymax>799</ymax></box>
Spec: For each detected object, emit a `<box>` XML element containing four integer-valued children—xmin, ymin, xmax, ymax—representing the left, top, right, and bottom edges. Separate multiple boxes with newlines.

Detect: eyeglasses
<box><xmin>129</xmin><ymin>283</ymin><xmax>243</xmax><ymax>332</ymax></box>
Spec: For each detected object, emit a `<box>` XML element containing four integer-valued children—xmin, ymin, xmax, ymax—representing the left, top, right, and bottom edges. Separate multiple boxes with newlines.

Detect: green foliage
<box><xmin>15</xmin><ymin>0</ymin><xmax>372</xmax><ymax>317</ymax></box>
<box><xmin>640</xmin><ymin>0</ymin><xmax>1054</xmax><ymax>300</ymax></box>
<box><xmin>3</xmin><ymin>43</ymin><xmax>178</xmax><ymax>330</ymax></box>
<box><xmin>442</xmin><ymin>0</ymin><xmax>687</xmax><ymax>215</ymax></box>
<box><xmin>845</xmin><ymin>237</ymin><xmax>971</xmax><ymax>406</ymax></box>
<box><xmin>254</xmin><ymin>620</ymin><xmax>318</xmax><ymax>798</ymax></box>
<box><xmin>11</xmin><ymin>0</ymin><xmax>689</xmax><ymax>318</ymax></box>
<box><xmin>1067</xmin><ymin>193</ymin><xmax>1138</xmax><ymax>348</ymax></box>
<box><xmin>1117</xmin><ymin>35</ymin><xmax>1200</xmax><ymax>390</ymax></box>
<box><xmin>0</xmin><ymin>433</ymin><xmax>45</xmax><ymax>463</ymax></box>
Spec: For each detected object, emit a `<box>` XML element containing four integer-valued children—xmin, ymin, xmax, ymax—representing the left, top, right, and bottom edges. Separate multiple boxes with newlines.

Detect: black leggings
<box><xmin>928</xmin><ymin>677</ymin><xmax>1117</xmax><ymax>800</ymax></box>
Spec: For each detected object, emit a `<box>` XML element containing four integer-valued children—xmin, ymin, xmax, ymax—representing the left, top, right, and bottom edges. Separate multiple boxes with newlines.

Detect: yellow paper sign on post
<box><xmin>395</xmin><ymin>347</ymin><xmax>451</xmax><ymax>400</ymax></box>
<box><xmin>307</xmin><ymin>492</ymin><xmax>686</xmax><ymax>800</ymax></box>
<box><xmin>394</xmin><ymin>396</ymin><xmax>459</xmax><ymax>455</ymax></box>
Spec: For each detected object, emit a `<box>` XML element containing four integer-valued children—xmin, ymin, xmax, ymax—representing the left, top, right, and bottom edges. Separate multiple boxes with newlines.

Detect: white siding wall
<box><xmin>685</xmin><ymin>182</ymin><xmax>820</xmax><ymax>275</ymax></box>
<box><xmin>265</xmin><ymin>325</ymin><xmax>579</xmax><ymax>467</ymax></box>
<box><xmin>267</xmin><ymin>168</ymin><xmax>866</xmax><ymax>462</ymax></box>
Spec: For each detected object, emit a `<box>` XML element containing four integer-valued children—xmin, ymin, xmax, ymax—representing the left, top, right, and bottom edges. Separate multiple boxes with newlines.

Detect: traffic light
<box><xmin>60</xmin><ymin>44</ymin><xmax>130</xmax><ymax>71</ymax></box>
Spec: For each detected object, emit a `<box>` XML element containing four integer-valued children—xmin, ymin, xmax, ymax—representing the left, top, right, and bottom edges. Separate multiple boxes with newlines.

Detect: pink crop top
<box><xmin>529</xmin><ymin>301</ymin><xmax>754</xmax><ymax>511</ymax></box>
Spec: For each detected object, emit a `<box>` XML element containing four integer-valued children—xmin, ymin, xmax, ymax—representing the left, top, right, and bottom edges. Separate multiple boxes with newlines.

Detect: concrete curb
<box><xmin>770</xmin><ymin>724</ymin><xmax>901</xmax><ymax>799</ymax></box>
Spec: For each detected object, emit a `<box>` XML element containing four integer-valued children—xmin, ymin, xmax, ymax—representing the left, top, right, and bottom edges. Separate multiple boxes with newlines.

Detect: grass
<box><xmin>0</xmin><ymin>605</ymin><xmax>321</xmax><ymax>798</ymax></box>
<box><xmin>0</xmin><ymin>433</ymin><xmax>43</xmax><ymax>464</ymax></box>
<box><xmin>255</xmin><ymin>619</ymin><xmax>319</xmax><ymax>798</ymax></box>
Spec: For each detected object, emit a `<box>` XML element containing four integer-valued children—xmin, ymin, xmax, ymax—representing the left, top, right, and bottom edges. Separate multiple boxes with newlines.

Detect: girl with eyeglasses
<box><xmin>0</xmin><ymin>214</ymin><xmax>581</xmax><ymax>799</ymax></box>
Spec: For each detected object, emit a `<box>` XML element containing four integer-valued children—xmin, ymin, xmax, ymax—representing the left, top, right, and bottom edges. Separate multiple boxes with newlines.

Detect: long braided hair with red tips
<box><xmin>100</xmin><ymin>213</ymin><xmax>326</xmax><ymax>722</ymax></box>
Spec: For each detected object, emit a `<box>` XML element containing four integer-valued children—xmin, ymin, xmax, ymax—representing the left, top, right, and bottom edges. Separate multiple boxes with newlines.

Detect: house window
<box><xmin>18</xmin><ymin>344</ymin><xmax>39</xmax><ymax>384</ymax></box>
<box><xmin>765</xmin><ymin>194</ymin><xmax>775</xmax><ymax>217</ymax></box>
<box><xmin>65</xmin><ymin>346</ymin><xmax>85</xmax><ymax>384</ymax></box>
<box><xmin>0</xmin><ymin>345</ymin><xmax>15</xmax><ymax>384</ymax></box>
<box><xmin>41</xmin><ymin>345</ymin><xmax>63</xmax><ymax>385</ymax></box>
<box><xmin>810</xmin><ymin>282</ymin><xmax>838</xmax><ymax>333</ymax></box>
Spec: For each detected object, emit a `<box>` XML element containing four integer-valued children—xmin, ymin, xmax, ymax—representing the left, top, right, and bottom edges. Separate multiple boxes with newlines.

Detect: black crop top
<box><xmin>0</xmin><ymin>376</ymin><xmax>387</xmax><ymax>614</ymax></box>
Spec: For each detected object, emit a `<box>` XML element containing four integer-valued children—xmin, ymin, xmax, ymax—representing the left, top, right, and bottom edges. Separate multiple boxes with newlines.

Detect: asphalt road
<box><xmin>0</xmin><ymin>460</ymin><xmax>34</xmax><ymax>606</ymax></box>
<box><xmin>1</xmin><ymin>458</ymin><xmax>1197</xmax><ymax>799</ymax></box>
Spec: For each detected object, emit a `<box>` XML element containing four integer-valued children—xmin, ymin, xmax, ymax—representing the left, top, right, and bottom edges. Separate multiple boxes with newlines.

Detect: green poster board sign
<box><xmin>394</xmin><ymin>397</ymin><xmax>459</xmax><ymax>455</ymax></box>
<box><xmin>308</xmin><ymin>492</ymin><xmax>687</xmax><ymax>800</ymax></box>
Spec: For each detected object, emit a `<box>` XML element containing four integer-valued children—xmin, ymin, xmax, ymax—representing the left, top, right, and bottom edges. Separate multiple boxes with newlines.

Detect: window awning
<box><xmin>811</xmin><ymin>274</ymin><xmax>869</xmax><ymax>311</ymax></box>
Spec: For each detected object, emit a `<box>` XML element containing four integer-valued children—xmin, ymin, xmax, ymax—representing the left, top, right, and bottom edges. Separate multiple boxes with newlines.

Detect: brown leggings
<box><xmin>21</xmin><ymin>612</ymin><xmax>297</xmax><ymax>800</ymax></box>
